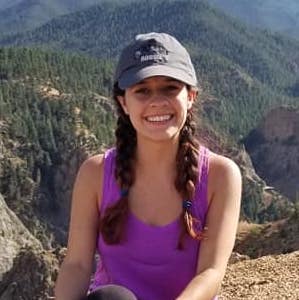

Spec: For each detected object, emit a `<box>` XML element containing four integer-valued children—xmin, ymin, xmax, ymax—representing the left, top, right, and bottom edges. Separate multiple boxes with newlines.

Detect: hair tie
<box><xmin>183</xmin><ymin>200</ymin><xmax>192</xmax><ymax>210</ymax></box>
<box><xmin>120</xmin><ymin>189</ymin><xmax>129</xmax><ymax>197</ymax></box>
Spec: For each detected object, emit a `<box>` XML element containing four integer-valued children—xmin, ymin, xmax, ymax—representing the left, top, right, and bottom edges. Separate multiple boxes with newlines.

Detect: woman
<box><xmin>55</xmin><ymin>32</ymin><xmax>242</xmax><ymax>300</ymax></box>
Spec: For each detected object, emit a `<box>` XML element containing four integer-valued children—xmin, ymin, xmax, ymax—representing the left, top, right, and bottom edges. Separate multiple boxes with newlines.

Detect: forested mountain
<box><xmin>0</xmin><ymin>0</ymin><xmax>22</xmax><ymax>10</ymax></box>
<box><xmin>209</xmin><ymin>0</ymin><xmax>299</xmax><ymax>40</ymax></box>
<box><xmin>1</xmin><ymin>0</ymin><xmax>298</xmax><ymax>141</ymax></box>
<box><xmin>0</xmin><ymin>0</ymin><xmax>298</xmax><ymax>246</ymax></box>
<box><xmin>0</xmin><ymin>0</ymin><xmax>134</xmax><ymax>35</ymax></box>
<box><xmin>0</xmin><ymin>2</ymin><xmax>298</xmax><ymax>297</ymax></box>
<box><xmin>0</xmin><ymin>47</ymin><xmax>115</xmax><ymax>245</ymax></box>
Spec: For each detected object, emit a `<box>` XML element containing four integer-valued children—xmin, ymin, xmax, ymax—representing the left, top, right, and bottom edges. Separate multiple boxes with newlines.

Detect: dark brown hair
<box><xmin>99</xmin><ymin>83</ymin><xmax>204</xmax><ymax>248</ymax></box>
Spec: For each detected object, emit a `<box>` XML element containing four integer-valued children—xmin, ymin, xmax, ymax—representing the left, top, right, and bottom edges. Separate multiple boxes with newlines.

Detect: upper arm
<box><xmin>64</xmin><ymin>154</ymin><xmax>104</xmax><ymax>273</ymax></box>
<box><xmin>196</xmin><ymin>153</ymin><xmax>242</xmax><ymax>277</ymax></box>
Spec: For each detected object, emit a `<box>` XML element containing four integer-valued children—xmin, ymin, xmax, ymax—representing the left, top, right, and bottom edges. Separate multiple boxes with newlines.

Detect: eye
<box><xmin>166</xmin><ymin>85</ymin><xmax>180</xmax><ymax>91</ymax></box>
<box><xmin>162</xmin><ymin>84</ymin><xmax>182</xmax><ymax>94</ymax></box>
<box><xmin>135</xmin><ymin>87</ymin><xmax>150</xmax><ymax>95</ymax></box>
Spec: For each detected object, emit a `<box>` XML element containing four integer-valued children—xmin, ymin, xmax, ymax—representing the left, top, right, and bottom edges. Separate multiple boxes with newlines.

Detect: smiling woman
<box><xmin>55</xmin><ymin>32</ymin><xmax>242</xmax><ymax>300</ymax></box>
<box><xmin>117</xmin><ymin>76</ymin><xmax>195</xmax><ymax>143</ymax></box>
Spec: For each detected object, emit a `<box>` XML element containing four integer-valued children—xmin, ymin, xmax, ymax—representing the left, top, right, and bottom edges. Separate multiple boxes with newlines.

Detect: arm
<box><xmin>177</xmin><ymin>153</ymin><xmax>242</xmax><ymax>300</ymax></box>
<box><xmin>55</xmin><ymin>154</ymin><xmax>104</xmax><ymax>300</ymax></box>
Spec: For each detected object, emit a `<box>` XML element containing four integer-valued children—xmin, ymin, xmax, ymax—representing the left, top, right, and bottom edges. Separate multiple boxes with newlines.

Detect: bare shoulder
<box><xmin>75</xmin><ymin>153</ymin><xmax>105</xmax><ymax>200</ymax></box>
<box><xmin>78</xmin><ymin>154</ymin><xmax>104</xmax><ymax>179</ymax></box>
<box><xmin>208</xmin><ymin>151</ymin><xmax>241</xmax><ymax>177</ymax></box>
<box><xmin>207</xmin><ymin>151</ymin><xmax>242</xmax><ymax>201</ymax></box>
<box><xmin>80</xmin><ymin>153</ymin><xmax>104</xmax><ymax>172</ymax></box>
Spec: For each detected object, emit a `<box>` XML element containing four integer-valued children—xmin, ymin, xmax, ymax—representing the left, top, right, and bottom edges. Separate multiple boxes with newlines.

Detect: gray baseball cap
<box><xmin>114</xmin><ymin>32</ymin><xmax>198</xmax><ymax>89</ymax></box>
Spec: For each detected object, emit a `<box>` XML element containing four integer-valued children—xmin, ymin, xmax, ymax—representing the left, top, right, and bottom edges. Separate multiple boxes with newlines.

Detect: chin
<box><xmin>138</xmin><ymin>129</ymin><xmax>180</xmax><ymax>144</ymax></box>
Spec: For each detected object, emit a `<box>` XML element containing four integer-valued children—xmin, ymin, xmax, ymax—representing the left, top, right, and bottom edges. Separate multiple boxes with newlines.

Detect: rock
<box><xmin>0</xmin><ymin>194</ymin><xmax>59</xmax><ymax>299</ymax></box>
<box><xmin>228</xmin><ymin>252</ymin><xmax>250</xmax><ymax>264</ymax></box>
<box><xmin>0</xmin><ymin>247</ymin><xmax>59</xmax><ymax>300</ymax></box>
<box><xmin>0</xmin><ymin>193</ymin><xmax>42</xmax><ymax>278</ymax></box>
<box><xmin>220</xmin><ymin>251</ymin><xmax>299</xmax><ymax>299</ymax></box>
<box><xmin>244</xmin><ymin>106</ymin><xmax>299</xmax><ymax>200</ymax></box>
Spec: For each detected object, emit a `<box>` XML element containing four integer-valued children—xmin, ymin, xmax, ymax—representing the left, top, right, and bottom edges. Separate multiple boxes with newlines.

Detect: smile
<box><xmin>145</xmin><ymin>114</ymin><xmax>173</xmax><ymax>122</ymax></box>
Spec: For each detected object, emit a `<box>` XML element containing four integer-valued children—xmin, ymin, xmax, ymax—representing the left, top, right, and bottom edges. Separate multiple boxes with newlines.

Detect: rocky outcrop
<box><xmin>0</xmin><ymin>193</ymin><xmax>59</xmax><ymax>299</ymax></box>
<box><xmin>200</xmin><ymin>125</ymin><xmax>293</xmax><ymax>222</ymax></box>
<box><xmin>0</xmin><ymin>193</ymin><xmax>42</xmax><ymax>278</ymax></box>
<box><xmin>245</xmin><ymin>106</ymin><xmax>299</xmax><ymax>200</ymax></box>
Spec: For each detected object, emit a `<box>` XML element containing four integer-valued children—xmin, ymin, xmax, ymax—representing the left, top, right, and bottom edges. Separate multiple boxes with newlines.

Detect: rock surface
<box><xmin>0</xmin><ymin>193</ymin><xmax>59</xmax><ymax>299</ymax></box>
<box><xmin>245</xmin><ymin>106</ymin><xmax>299</xmax><ymax>200</ymax></box>
<box><xmin>220</xmin><ymin>251</ymin><xmax>299</xmax><ymax>299</ymax></box>
<box><xmin>0</xmin><ymin>193</ymin><xmax>42</xmax><ymax>278</ymax></box>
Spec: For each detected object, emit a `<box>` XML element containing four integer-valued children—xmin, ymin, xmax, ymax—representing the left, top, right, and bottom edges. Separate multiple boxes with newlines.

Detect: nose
<box><xmin>149</xmin><ymin>91</ymin><xmax>169</xmax><ymax>107</ymax></box>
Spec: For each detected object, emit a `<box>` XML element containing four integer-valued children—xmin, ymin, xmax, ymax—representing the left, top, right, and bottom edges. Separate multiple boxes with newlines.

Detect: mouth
<box><xmin>145</xmin><ymin>114</ymin><xmax>173</xmax><ymax>123</ymax></box>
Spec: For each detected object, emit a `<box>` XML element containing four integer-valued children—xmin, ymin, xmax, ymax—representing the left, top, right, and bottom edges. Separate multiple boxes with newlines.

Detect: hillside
<box><xmin>1</xmin><ymin>0</ymin><xmax>298</xmax><ymax>142</ymax></box>
<box><xmin>244</xmin><ymin>106</ymin><xmax>299</xmax><ymax>200</ymax></box>
<box><xmin>210</xmin><ymin>0</ymin><xmax>299</xmax><ymax>40</ymax></box>
<box><xmin>1</xmin><ymin>46</ymin><xmax>295</xmax><ymax>248</ymax></box>
<box><xmin>0</xmin><ymin>1</ymin><xmax>298</xmax><ymax>296</ymax></box>
<box><xmin>0</xmin><ymin>0</ymin><xmax>134</xmax><ymax>35</ymax></box>
<box><xmin>0</xmin><ymin>47</ymin><xmax>116</xmax><ymax>245</ymax></box>
<box><xmin>0</xmin><ymin>0</ymin><xmax>22</xmax><ymax>10</ymax></box>
<box><xmin>1</xmin><ymin>0</ymin><xmax>298</xmax><ymax>245</ymax></box>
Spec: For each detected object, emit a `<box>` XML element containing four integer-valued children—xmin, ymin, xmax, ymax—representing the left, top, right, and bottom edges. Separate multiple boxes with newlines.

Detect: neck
<box><xmin>135</xmin><ymin>136</ymin><xmax>179</xmax><ymax>177</ymax></box>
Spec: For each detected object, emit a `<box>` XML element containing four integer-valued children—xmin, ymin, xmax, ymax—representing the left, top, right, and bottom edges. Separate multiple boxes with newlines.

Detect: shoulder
<box><xmin>208</xmin><ymin>151</ymin><xmax>241</xmax><ymax>178</ymax></box>
<box><xmin>207</xmin><ymin>151</ymin><xmax>242</xmax><ymax>201</ymax></box>
<box><xmin>79</xmin><ymin>153</ymin><xmax>104</xmax><ymax>178</ymax></box>
<box><xmin>75</xmin><ymin>153</ymin><xmax>105</xmax><ymax>199</ymax></box>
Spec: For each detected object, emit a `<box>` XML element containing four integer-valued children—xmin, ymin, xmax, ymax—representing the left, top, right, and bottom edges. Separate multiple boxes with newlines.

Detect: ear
<box><xmin>187</xmin><ymin>89</ymin><xmax>197</xmax><ymax>110</ymax></box>
<box><xmin>117</xmin><ymin>95</ymin><xmax>129</xmax><ymax>115</ymax></box>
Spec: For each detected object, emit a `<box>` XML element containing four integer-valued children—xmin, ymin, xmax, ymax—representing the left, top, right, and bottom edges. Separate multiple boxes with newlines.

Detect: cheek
<box><xmin>127</xmin><ymin>106</ymin><xmax>142</xmax><ymax>126</ymax></box>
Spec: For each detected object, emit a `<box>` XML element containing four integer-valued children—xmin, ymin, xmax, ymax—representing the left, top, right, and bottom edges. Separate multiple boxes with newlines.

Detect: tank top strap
<box><xmin>192</xmin><ymin>146</ymin><xmax>210</xmax><ymax>227</ymax></box>
<box><xmin>100</xmin><ymin>147</ymin><xmax>119</xmax><ymax>215</ymax></box>
<box><xmin>100</xmin><ymin>146</ymin><xmax>210</xmax><ymax>223</ymax></box>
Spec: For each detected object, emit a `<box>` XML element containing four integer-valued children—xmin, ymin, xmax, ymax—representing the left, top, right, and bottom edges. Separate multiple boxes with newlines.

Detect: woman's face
<box><xmin>117</xmin><ymin>76</ymin><xmax>196</xmax><ymax>143</ymax></box>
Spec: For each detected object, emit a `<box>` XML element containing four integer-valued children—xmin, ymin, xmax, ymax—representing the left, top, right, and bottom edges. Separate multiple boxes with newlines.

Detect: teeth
<box><xmin>146</xmin><ymin>115</ymin><xmax>172</xmax><ymax>122</ymax></box>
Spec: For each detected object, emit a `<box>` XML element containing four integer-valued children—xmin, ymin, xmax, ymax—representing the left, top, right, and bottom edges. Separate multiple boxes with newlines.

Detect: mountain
<box><xmin>1</xmin><ymin>0</ymin><xmax>299</xmax><ymax>141</ymax></box>
<box><xmin>209</xmin><ymin>0</ymin><xmax>299</xmax><ymax>40</ymax></box>
<box><xmin>0</xmin><ymin>0</ymin><xmax>22</xmax><ymax>10</ymax></box>
<box><xmin>0</xmin><ymin>47</ymin><xmax>116</xmax><ymax>245</ymax></box>
<box><xmin>244</xmin><ymin>106</ymin><xmax>299</xmax><ymax>200</ymax></box>
<box><xmin>0</xmin><ymin>44</ymin><xmax>294</xmax><ymax>248</ymax></box>
<box><xmin>0</xmin><ymin>0</ymin><xmax>134</xmax><ymax>35</ymax></box>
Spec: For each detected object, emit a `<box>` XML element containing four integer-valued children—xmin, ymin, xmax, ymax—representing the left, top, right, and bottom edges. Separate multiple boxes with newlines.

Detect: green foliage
<box><xmin>0</xmin><ymin>47</ymin><xmax>116</xmax><ymax>246</ymax></box>
<box><xmin>209</xmin><ymin>0</ymin><xmax>299</xmax><ymax>40</ymax></box>
<box><xmin>0</xmin><ymin>0</ymin><xmax>298</xmax><ymax>240</ymax></box>
<box><xmin>1</xmin><ymin>0</ymin><xmax>298</xmax><ymax>140</ymax></box>
<box><xmin>0</xmin><ymin>0</ymin><xmax>137</xmax><ymax>35</ymax></box>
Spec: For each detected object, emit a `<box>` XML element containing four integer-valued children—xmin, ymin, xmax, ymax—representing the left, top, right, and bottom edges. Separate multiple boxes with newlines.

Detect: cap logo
<box><xmin>134</xmin><ymin>41</ymin><xmax>168</xmax><ymax>63</ymax></box>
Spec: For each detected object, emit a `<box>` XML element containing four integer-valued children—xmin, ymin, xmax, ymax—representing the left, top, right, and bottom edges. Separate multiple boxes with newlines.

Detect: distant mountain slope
<box><xmin>1</xmin><ymin>0</ymin><xmax>299</xmax><ymax>140</ymax></box>
<box><xmin>0</xmin><ymin>0</ymin><xmax>134</xmax><ymax>35</ymax></box>
<box><xmin>210</xmin><ymin>0</ymin><xmax>299</xmax><ymax>40</ymax></box>
<box><xmin>244</xmin><ymin>106</ymin><xmax>299</xmax><ymax>200</ymax></box>
<box><xmin>0</xmin><ymin>0</ymin><xmax>22</xmax><ymax>10</ymax></box>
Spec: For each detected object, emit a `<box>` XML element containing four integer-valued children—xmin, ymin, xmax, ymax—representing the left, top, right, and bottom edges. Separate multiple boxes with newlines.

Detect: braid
<box><xmin>99</xmin><ymin>84</ymin><xmax>137</xmax><ymax>244</ymax></box>
<box><xmin>175</xmin><ymin>109</ymin><xmax>205</xmax><ymax>249</ymax></box>
<box><xmin>100</xmin><ymin>85</ymin><xmax>205</xmax><ymax>247</ymax></box>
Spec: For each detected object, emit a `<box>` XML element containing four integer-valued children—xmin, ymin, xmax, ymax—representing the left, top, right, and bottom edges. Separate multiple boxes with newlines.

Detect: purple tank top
<box><xmin>90</xmin><ymin>146</ymin><xmax>216</xmax><ymax>300</ymax></box>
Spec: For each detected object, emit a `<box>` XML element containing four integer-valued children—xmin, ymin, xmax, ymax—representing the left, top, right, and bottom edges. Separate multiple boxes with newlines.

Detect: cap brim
<box><xmin>118</xmin><ymin>65</ymin><xmax>197</xmax><ymax>89</ymax></box>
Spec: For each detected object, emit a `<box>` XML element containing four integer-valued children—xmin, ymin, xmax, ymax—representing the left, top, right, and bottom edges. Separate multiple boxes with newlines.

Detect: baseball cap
<box><xmin>114</xmin><ymin>32</ymin><xmax>198</xmax><ymax>89</ymax></box>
